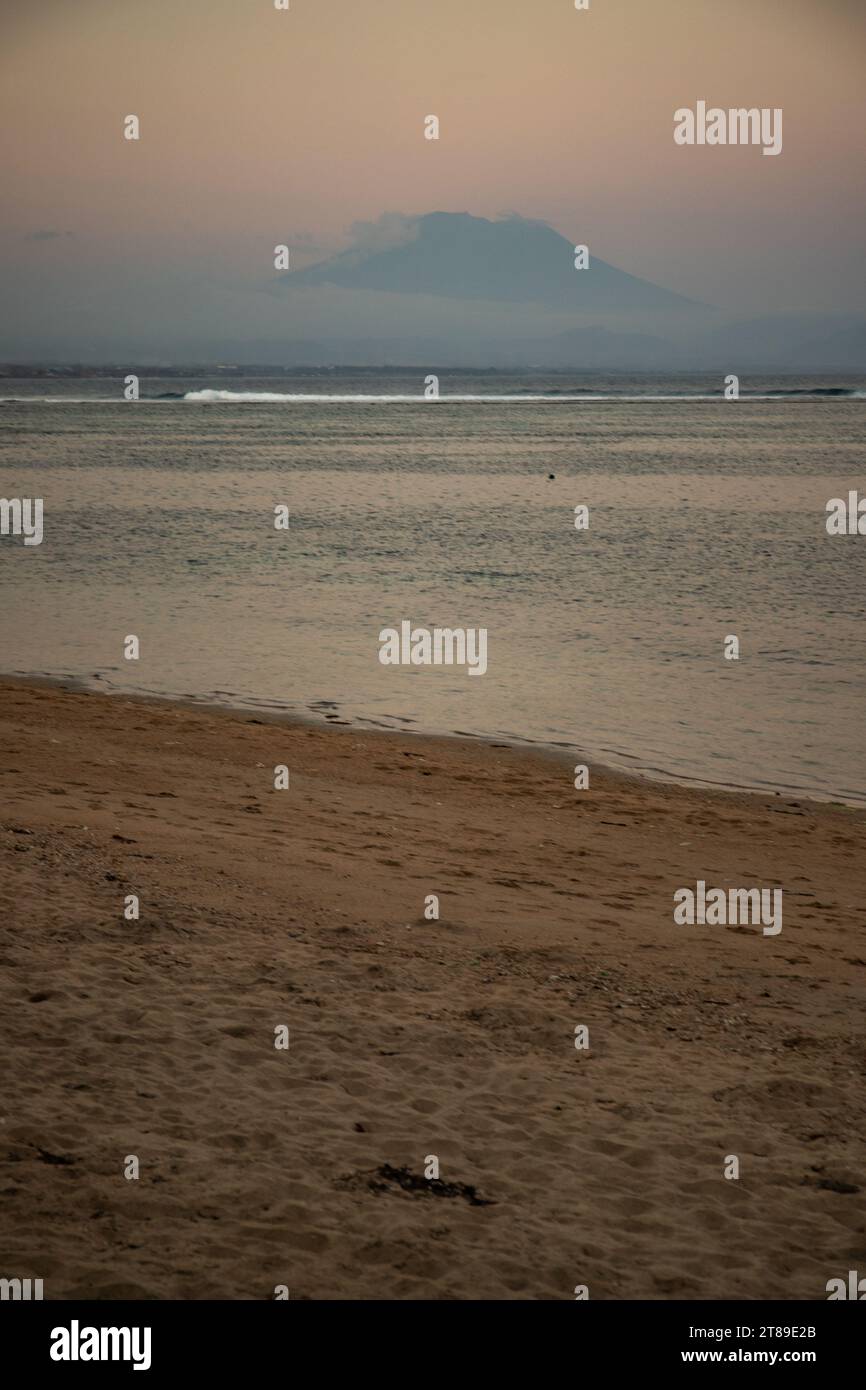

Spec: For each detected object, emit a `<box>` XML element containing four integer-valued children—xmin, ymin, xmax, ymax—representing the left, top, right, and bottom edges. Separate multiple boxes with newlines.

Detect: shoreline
<box><xmin>2</xmin><ymin>668</ymin><xmax>861</xmax><ymax>811</ymax></box>
<box><xmin>1</xmin><ymin>677</ymin><xmax>863</xmax><ymax>1299</ymax></box>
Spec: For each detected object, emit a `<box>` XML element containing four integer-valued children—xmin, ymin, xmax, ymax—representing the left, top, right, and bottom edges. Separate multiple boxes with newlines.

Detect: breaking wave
<box><xmin>180</xmin><ymin>388</ymin><xmax>866</xmax><ymax>404</ymax></box>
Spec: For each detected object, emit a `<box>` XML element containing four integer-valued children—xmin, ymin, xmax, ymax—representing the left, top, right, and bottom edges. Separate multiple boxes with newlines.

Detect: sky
<box><xmin>1</xmin><ymin>0</ymin><xmax>864</xmax><ymax>360</ymax></box>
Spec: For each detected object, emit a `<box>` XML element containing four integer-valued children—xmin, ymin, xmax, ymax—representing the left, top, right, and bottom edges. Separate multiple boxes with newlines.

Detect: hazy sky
<box><xmin>1</xmin><ymin>0</ymin><xmax>864</xmax><ymax>357</ymax></box>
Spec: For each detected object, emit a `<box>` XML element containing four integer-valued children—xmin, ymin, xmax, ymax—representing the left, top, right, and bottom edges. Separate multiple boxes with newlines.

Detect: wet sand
<box><xmin>0</xmin><ymin>678</ymin><xmax>863</xmax><ymax>1299</ymax></box>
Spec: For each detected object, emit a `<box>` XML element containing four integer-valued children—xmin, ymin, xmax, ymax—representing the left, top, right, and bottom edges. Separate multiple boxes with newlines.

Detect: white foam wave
<box><xmin>181</xmin><ymin>390</ymin><xmax>767</xmax><ymax>404</ymax></box>
<box><xmin>183</xmin><ymin>389</ymin><xmax>604</xmax><ymax>402</ymax></box>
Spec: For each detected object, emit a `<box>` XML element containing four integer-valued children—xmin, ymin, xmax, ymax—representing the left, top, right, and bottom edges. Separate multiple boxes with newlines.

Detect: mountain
<box><xmin>527</xmin><ymin>325</ymin><xmax>675</xmax><ymax>367</ymax></box>
<box><xmin>793</xmin><ymin>321</ymin><xmax>866</xmax><ymax>369</ymax></box>
<box><xmin>694</xmin><ymin>313</ymin><xmax>866</xmax><ymax>369</ymax></box>
<box><xmin>288</xmin><ymin>212</ymin><xmax>701</xmax><ymax>315</ymax></box>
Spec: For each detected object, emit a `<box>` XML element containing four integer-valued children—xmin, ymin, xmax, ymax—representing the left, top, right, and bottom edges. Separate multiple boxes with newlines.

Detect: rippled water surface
<box><xmin>1</xmin><ymin>370</ymin><xmax>864</xmax><ymax>801</ymax></box>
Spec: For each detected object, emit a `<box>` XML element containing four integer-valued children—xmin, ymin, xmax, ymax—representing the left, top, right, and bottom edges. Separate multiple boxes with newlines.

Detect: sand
<box><xmin>0</xmin><ymin>678</ymin><xmax>863</xmax><ymax>1300</ymax></box>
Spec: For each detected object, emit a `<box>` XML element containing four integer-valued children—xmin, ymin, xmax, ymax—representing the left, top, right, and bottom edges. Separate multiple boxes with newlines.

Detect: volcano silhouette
<box><xmin>289</xmin><ymin>212</ymin><xmax>700</xmax><ymax>313</ymax></box>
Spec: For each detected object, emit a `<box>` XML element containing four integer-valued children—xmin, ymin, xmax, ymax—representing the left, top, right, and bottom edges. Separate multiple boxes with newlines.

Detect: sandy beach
<box><xmin>0</xmin><ymin>677</ymin><xmax>863</xmax><ymax>1300</ymax></box>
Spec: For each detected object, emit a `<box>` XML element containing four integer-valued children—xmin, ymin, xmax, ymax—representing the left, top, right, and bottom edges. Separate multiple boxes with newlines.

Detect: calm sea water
<box><xmin>1</xmin><ymin>369</ymin><xmax>865</xmax><ymax>802</ymax></box>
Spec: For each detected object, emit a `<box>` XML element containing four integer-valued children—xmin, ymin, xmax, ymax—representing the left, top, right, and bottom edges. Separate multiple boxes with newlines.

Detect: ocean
<box><xmin>1</xmin><ymin>368</ymin><xmax>864</xmax><ymax>802</ymax></box>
